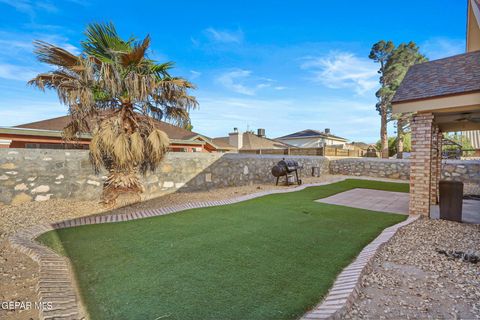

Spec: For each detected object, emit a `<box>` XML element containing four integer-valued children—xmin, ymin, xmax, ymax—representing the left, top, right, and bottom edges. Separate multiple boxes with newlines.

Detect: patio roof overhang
<box><xmin>392</xmin><ymin>92</ymin><xmax>480</xmax><ymax>132</ymax></box>
<box><xmin>391</xmin><ymin>49</ymin><xmax>480</xmax><ymax>133</ymax></box>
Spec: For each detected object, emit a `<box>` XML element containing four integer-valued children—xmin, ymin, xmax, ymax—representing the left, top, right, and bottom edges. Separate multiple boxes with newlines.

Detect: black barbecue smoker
<box><xmin>271</xmin><ymin>159</ymin><xmax>303</xmax><ymax>186</ymax></box>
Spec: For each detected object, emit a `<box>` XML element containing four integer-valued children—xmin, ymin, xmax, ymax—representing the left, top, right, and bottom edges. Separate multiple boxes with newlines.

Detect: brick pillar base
<box><xmin>409</xmin><ymin>113</ymin><xmax>434</xmax><ymax>216</ymax></box>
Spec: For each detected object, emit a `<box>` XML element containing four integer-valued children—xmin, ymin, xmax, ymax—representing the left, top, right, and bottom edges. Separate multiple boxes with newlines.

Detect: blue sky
<box><xmin>0</xmin><ymin>0</ymin><xmax>467</xmax><ymax>142</ymax></box>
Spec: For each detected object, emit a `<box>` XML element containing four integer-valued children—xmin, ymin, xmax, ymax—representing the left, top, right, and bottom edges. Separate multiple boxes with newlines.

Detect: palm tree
<box><xmin>29</xmin><ymin>23</ymin><xmax>198</xmax><ymax>204</ymax></box>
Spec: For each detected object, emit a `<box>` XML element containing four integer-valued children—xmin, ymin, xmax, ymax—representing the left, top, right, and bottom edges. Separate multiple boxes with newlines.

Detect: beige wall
<box><xmin>467</xmin><ymin>0</ymin><xmax>480</xmax><ymax>52</ymax></box>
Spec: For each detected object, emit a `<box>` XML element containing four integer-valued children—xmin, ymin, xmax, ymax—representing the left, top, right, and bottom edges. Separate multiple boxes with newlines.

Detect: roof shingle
<box><xmin>276</xmin><ymin>129</ymin><xmax>347</xmax><ymax>141</ymax></box>
<box><xmin>392</xmin><ymin>50</ymin><xmax>480</xmax><ymax>103</ymax></box>
<box><xmin>212</xmin><ymin>133</ymin><xmax>292</xmax><ymax>150</ymax></box>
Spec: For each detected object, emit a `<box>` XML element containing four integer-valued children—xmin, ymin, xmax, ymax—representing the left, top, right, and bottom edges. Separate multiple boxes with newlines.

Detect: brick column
<box><xmin>409</xmin><ymin>113</ymin><xmax>434</xmax><ymax>216</ymax></box>
<box><xmin>430</xmin><ymin>126</ymin><xmax>441</xmax><ymax>205</ymax></box>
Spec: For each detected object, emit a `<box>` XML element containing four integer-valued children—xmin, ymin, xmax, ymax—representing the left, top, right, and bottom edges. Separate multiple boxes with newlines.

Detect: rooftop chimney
<box><xmin>229</xmin><ymin>128</ymin><xmax>243</xmax><ymax>149</ymax></box>
<box><xmin>325</xmin><ymin>128</ymin><xmax>331</xmax><ymax>134</ymax></box>
<box><xmin>257</xmin><ymin>128</ymin><xmax>265</xmax><ymax>138</ymax></box>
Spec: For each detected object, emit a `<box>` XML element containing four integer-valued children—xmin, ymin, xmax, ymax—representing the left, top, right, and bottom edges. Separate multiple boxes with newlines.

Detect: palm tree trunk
<box><xmin>102</xmin><ymin>170</ymin><xmax>143</xmax><ymax>205</ymax></box>
<box><xmin>380</xmin><ymin>104</ymin><xmax>388</xmax><ymax>158</ymax></box>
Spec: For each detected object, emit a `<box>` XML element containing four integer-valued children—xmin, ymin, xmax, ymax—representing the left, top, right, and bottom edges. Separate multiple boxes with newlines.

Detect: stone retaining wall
<box><xmin>1</xmin><ymin>149</ymin><xmax>478</xmax><ymax>205</ymax></box>
<box><xmin>0</xmin><ymin>149</ymin><xmax>329</xmax><ymax>205</ymax></box>
<box><xmin>329</xmin><ymin>158</ymin><xmax>410</xmax><ymax>180</ymax></box>
<box><xmin>329</xmin><ymin>158</ymin><xmax>480</xmax><ymax>182</ymax></box>
<box><xmin>329</xmin><ymin>158</ymin><xmax>480</xmax><ymax>194</ymax></box>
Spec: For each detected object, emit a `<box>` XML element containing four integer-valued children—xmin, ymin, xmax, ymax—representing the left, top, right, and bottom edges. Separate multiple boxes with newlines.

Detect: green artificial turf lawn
<box><xmin>38</xmin><ymin>179</ymin><xmax>408</xmax><ymax>320</ymax></box>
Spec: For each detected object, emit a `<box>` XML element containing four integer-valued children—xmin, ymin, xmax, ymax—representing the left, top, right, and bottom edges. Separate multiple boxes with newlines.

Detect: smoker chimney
<box><xmin>229</xmin><ymin>128</ymin><xmax>243</xmax><ymax>149</ymax></box>
<box><xmin>257</xmin><ymin>128</ymin><xmax>266</xmax><ymax>138</ymax></box>
<box><xmin>325</xmin><ymin>128</ymin><xmax>331</xmax><ymax>134</ymax></box>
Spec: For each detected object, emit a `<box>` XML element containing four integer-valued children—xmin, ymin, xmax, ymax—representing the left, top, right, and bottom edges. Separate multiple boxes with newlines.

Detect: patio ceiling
<box><xmin>434</xmin><ymin>109</ymin><xmax>480</xmax><ymax>132</ymax></box>
<box><xmin>392</xmin><ymin>93</ymin><xmax>480</xmax><ymax>132</ymax></box>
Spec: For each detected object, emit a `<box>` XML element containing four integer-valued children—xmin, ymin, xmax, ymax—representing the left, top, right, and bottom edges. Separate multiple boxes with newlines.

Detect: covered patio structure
<box><xmin>392</xmin><ymin>50</ymin><xmax>480</xmax><ymax>217</ymax></box>
<box><xmin>392</xmin><ymin>0</ymin><xmax>480</xmax><ymax>219</ymax></box>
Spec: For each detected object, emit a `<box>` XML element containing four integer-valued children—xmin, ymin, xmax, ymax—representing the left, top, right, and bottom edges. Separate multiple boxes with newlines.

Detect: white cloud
<box><xmin>0</xmin><ymin>32</ymin><xmax>80</xmax><ymax>84</ymax></box>
<box><xmin>0</xmin><ymin>63</ymin><xmax>38</xmax><ymax>81</ymax></box>
<box><xmin>191</xmin><ymin>93</ymin><xmax>380</xmax><ymax>142</ymax></box>
<box><xmin>0</xmin><ymin>32</ymin><xmax>80</xmax><ymax>58</ymax></box>
<box><xmin>0</xmin><ymin>0</ymin><xmax>58</xmax><ymax>16</ymax></box>
<box><xmin>190</xmin><ymin>70</ymin><xmax>201</xmax><ymax>79</ymax></box>
<box><xmin>216</xmin><ymin>69</ymin><xmax>278</xmax><ymax>96</ymax></box>
<box><xmin>0</xmin><ymin>39</ymin><xmax>32</xmax><ymax>51</ymax></box>
<box><xmin>274</xmin><ymin>86</ymin><xmax>287</xmax><ymax>91</ymax></box>
<box><xmin>256</xmin><ymin>83</ymin><xmax>271</xmax><ymax>89</ymax></box>
<box><xmin>35</xmin><ymin>1</ymin><xmax>58</xmax><ymax>13</ymax></box>
<box><xmin>217</xmin><ymin>69</ymin><xmax>255</xmax><ymax>95</ymax></box>
<box><xmin>301</xmin><ymin>51</ymin><xmax>378</xmax><ymax>95</ymax></box>
<box><xmin>421</xmin><ymin>37</ymin><xmax>465</xmax><ymax>60</ymax></box>
<box><xmin>204</xmin><ymin>28</ymin><xmax>244</xmax><ymax>44</ymax></box>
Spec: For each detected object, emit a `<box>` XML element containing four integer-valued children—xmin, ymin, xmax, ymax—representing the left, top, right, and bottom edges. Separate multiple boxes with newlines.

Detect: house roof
<box><xmin>212</xmin><ymin>132</ymin><xmax>292</xmax><ymax>150</ymax></box>
<box><xmin>0</xmin><ymin>126</ymin><xmax>206</xmax><ymax>145</ymax></box>
<box><xmin>347</xmin><ymin>142</ymin><xmax>374</xmax><ymax>150</ymax></box>
<box><xmin>276</xmin><ymin>129</ymin><xmax>347</xmax><ymax>141</ymax></box>
<box><xmin>392</xmin><ymin>50</ymin><xmax>480</xmax><ymax>103</ymax></box>
<box><xmin>15</xmin><ymin>115</ymin><xmax>199</xmax><ymax>141</ymax></box>
<box><xmin>242</xmin><ymin>133</ymin><xmax>291</xmax><ymax>150</ymax></box>
<box><xmin>210</xmin><ymin>137</ymin><xmax>237</xmax><ymax>150</ymax></box>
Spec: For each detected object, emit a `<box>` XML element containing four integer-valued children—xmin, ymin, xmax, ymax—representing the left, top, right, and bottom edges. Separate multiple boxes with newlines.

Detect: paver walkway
<box><xmin>315</xmin><ymin>188</ymin><xmax>409</xmax><ymax>215</ymax></box>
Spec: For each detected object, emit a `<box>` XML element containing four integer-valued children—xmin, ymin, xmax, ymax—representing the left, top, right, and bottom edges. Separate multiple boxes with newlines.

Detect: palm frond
<box><xmin>130</xmin><ymin>131</ymin><xmax>144</xmax><ymax>163</ymax></box>
<box><xmin>120</xmin><ymin>35</ymin><xmax>150</xmax><ymax>67</ymax></box>
<box><xmin>147</xmin><ymin>129</ymin><xmax>169</xmax><ymax>164</ymax></box>
<box><xmin>89</xmin><ymin>133</ymin><xmax>104</xmax><ymax>170</ymax></box>
<box><xmin>82</xmin><ymin>22</ymin><xmax>132</xmax><ymax>62</ymax></box>
<box><xmin>33</xmin><ymin>40</ymin><xmax>80</xmax><ymax>68</ymax></box>
<box><xmin>151</xmin><ymin>62</ymin><xmax>173</xmax><ymax>78</ymax></box>
<box><xmin>113</xmin><ymin>133</ymin><xmax>132</xmax><ymax>168</ymax></box>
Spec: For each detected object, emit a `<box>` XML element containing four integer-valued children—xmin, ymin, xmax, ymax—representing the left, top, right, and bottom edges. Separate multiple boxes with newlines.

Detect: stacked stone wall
<box><xmin>0</xmin><ymin>149</ymin><xmax>477</xmax><ymax>205</ymax></box>
<box><xmin>0</xmin><ymin>149</ymin><xmax>329</xmax><ymax>205</ymax></box>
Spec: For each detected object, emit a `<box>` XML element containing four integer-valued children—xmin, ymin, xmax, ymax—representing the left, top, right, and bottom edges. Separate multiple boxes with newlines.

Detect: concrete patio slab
<box><xmin>430</xmin><ymin>199</ymin><xmax>480</xmax><ymax>224</ymax></box>
<box><xmin>315</xmin><ymin>188</ymin><xmax>409</xmax><ymax>215</ymax></box>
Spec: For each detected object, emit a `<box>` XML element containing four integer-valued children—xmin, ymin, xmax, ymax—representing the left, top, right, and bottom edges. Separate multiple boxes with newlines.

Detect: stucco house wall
<box><xmin>278</xmin><ymin>137</ymin><xmax>346</xmax><ymax>148</ymax></box>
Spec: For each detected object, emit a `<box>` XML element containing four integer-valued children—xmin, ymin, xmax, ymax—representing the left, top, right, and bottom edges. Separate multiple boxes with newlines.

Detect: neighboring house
<box><xmin>345</xmin><ymin>142</ymin><xmax>374</xmax><ymax>150</ymax></box>
<box><xmin>276</xmin><ymin>129</ymin><xmax>348</xmax><ymax>148</ymax></box>
<box><xmin>347</xmin><ymin>142</ymin><xmax>379</xmax><ymax>157</ymax></box>
<box><xmin>391</xmin><ymin>0</ymin><xmax>480</xmax><ymax>216</ymax></box>
<box><xmin>0</xmin><ymin>115</ymin><xmax>225</xmax><ymax>153</ymax></box>
<box><xmin>212</xmin><ymin>128</ymin><xmax>292</xmax><ymax>152</ymax></box>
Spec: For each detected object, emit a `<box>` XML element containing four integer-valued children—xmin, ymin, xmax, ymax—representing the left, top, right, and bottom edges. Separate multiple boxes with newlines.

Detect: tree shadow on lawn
<box><xmin>37</xmin><ymin>179</ymin><xmax>408</xmax><ymax>320</ymax></box>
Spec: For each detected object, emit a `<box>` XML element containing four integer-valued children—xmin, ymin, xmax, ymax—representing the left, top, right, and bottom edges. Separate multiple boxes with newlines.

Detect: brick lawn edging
<box><xmin>8</xmin><ymin>177</ymin><xmax>416</xmax><ymax>320</ymax></box>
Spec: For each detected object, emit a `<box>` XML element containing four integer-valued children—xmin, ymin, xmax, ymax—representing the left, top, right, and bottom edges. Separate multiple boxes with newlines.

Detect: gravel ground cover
<box><xmin>345</xmin><ymin>218</ymin><xmax>480</xmax><ymax>319</ymax></box>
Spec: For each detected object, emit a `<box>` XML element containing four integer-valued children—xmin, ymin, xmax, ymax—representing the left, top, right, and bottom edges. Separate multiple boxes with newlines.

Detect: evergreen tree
<box><xmin>385</xmin><ymin>42</ymin><xmax>427</xmax><ymax>158</ymax></box>
<box><xmin>369</xmin><ymin>41</ymin><xmax>427</xmax><ymax>158</ymax></box>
